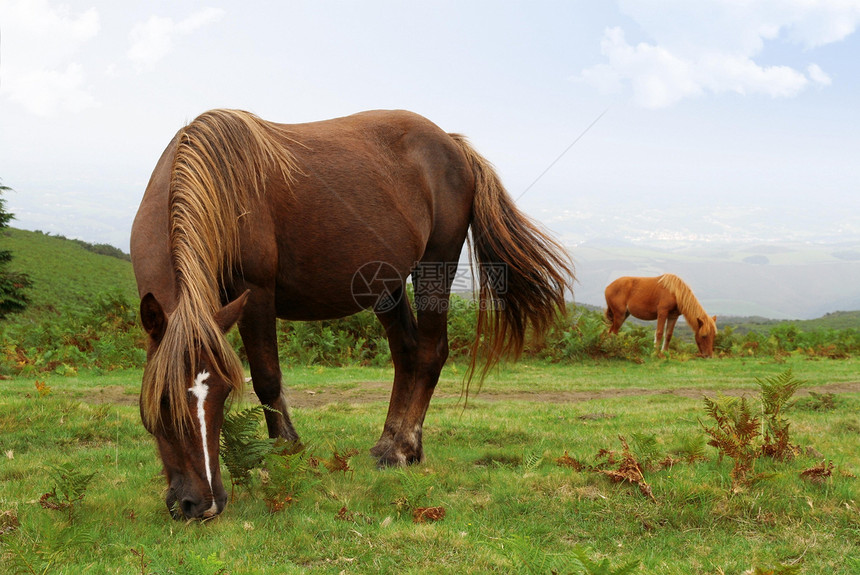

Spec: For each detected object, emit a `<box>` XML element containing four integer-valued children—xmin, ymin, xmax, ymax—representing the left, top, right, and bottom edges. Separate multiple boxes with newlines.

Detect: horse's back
<box><xmin>605</xmin><ymin>276</ymin><xmax>650</xmax><ymax>299</ymax></box>
<box><xmin>605</xmin><ymin>276</ymin><xmax>674</xmax><ymax>321</ymax></box>
<box><xmin>260</xmin><ymin>110</ymin><xmax>475</xmax><ymax>319</ymax></box>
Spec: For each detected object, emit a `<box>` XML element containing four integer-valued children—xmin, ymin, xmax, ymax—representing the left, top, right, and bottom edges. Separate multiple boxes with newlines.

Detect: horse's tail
<box><xmin>449</xmin><ymin>134</ymin><xmax>574</xmax><ymax>387</ymax></box>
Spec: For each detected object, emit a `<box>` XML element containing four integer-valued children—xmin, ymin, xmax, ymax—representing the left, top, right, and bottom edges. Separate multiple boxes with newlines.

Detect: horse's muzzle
<box><xmin>166</xmin><ymin>488</ymin><xmax>225</xmax><ymax>520</ymax></box>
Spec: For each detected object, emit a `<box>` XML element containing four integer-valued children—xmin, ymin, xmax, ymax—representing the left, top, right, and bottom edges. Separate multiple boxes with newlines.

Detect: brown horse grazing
<box><xmin>604</xmin><ymin>274</ymin><xmax>716</xmax><ymax>357</ymax></box>
<box><xmin>130</xmin><ymin>109</ymin><xmax>573</xmax><ymax>519</ymax></box>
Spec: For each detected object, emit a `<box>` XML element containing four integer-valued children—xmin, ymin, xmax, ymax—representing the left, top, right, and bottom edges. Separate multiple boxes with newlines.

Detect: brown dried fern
<box><xmin>701</xmin><ymin>395</ymin><xmax>761</xmax><ymax>491</ymax></box>
<box><xmin>598</xmin><ymin>436</ymin><xmax>657</xmax><ymax>503</ymax></box>
<box><xmin>800</xmin><ymin>460</ymin><xmax>834</xmax><ymax>485</ymax></box>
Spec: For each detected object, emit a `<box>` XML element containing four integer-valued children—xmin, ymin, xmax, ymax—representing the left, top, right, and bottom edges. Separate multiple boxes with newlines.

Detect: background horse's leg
<box><xmin>663</xmin><ymin>315</ymin><xmax>679</xmax><ymax>352</ymax></box>
<box><xmin>655</xmin><ymin>313</ymin><xmax>667</xmax><ymax>354</ymax></box>
<box><xmin>237</xmin><ymin>293</ymin><xmax>300</xmax><ymax>444</ymax></box>
<box><xmin>371</xmin><ymin>291</ymin><xmax>418</xmax><ymax>461</ymax></box>
<box><xmin>608</xmin><ymin>307</ymin><xmax>629</xmax><ymax>334</ymax></box>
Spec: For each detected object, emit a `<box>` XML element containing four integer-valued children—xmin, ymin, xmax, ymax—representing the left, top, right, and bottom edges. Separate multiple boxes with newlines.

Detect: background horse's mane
<box><xmin>657</xmin><ymin>273</ymin><xmax>715</xmax><ymax>335</ymax></box>
<box><xmin>141</xmin><ymin>109</ymin><xmax>299</xmax><ymax>432</ymax></box>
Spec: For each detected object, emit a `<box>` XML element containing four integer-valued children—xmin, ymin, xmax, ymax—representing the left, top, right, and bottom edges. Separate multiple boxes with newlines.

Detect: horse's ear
<box><xmin>140</xmin><ymin>293</ymin><xmax>167</xmax><ymax>343</ymax></box>
<box><xmin>214</xmin><ymin>290</ymin><xmax>250</xmax><ymax>333</ymax></box>
<box><xmin>712</xmin><ymin>315</ymin><xmax>717</xmax><ymax>325</ymax></box>
<box><xmin>697</xmin><ymin>317</ymin><xmax>705</xmax><ymax>330</ymax></box>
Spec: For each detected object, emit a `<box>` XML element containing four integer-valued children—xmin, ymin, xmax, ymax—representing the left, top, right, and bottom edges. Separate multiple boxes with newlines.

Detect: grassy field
<box><xmin>1</xmin><ymin>355</ymin><xmax>858</xmax><ymax>574</ymax></box>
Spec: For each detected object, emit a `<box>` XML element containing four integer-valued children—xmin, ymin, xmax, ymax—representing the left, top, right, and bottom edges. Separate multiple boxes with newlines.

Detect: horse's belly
<box><xmin>628</xmin><ymin>307</ymin><xmax>659</xmax><ymax>321</ymax></box>
<box><xmin>272</xmin><ymin>239</ymin><xmax>420</xmax><ymax>321</ymax></box>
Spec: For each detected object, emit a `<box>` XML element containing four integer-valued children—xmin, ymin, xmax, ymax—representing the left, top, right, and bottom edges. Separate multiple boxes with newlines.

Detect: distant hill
<box><xmin>2</xmin><ymin>228</ymin><xmax>138</xmax><ymax>319</ymax></box>
<box><xmin>717</xmin><ymin>310</ymin><xmax>860</xmax><ymax>334</ymax></box>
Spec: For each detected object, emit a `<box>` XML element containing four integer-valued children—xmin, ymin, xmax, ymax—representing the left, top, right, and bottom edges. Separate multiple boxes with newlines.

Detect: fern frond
<box><xmin>220</xmin><ymin>406</ymin><xmax>275</xmax><ymax>491</ymax></box>
<box><xmin>757</xmin><ymin>369</ymin><xmax>804</xmax><ymax>415</ymax></box>
<box><xmin>522</xmin><ymin>447</ymin><xmax>544</xmax><ymax>473</ymax></box>
<box><xmin>495</xmin><ymin>533</ymin><xmax>577</xmax><ymax>574</ymax></box>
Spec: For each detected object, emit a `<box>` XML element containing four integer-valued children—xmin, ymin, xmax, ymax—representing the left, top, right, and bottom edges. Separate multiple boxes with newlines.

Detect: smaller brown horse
<box><xmin>604</xmin><ymin>274</ymin><xmax>717</xmax><ymax>357</ymax></box>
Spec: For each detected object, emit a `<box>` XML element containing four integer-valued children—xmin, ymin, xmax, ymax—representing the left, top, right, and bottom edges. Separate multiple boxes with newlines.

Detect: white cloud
<box><xmin>0</xmin><ymin>0</ymin><xmax>100</xmax><ymax>116</ymax></box>
<box><xmin>581</xmin><ymin>0</ymin><xmax>860</xmax><ymax>108</ymax></box>
<box><xmin>807</xmin><ymin>63</ymin><xmax>832</xmax><ymax>86</ymax></box>
<box><xmin>697</xmin><ymin>53</ymin><xmax>808</xmax><ymax>98</ymax></box>
<box><xmin>127</xmin><ymin>8</ymin><xmax>225</xmax><ymax>71</ymax></box>
<box><xmin>592</xmin><ymin>27</ymin><xmax>703</xmax><ymax>108</ymax></box>
<box><xmin>782</xmin><ymin>0</ymin><xmax>860</xmax><ymax>47</ymax></box>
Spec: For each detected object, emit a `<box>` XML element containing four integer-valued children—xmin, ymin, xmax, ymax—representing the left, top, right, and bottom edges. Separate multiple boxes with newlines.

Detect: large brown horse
<box><xmin>604</xmin><ymin>274</ymin><xmax>716</xmax><ymax>357</ymax></box>
<box><xmin>130</xmin><ymin>109</ymin><xmax>573</xmax><ymax>519</ymax></box>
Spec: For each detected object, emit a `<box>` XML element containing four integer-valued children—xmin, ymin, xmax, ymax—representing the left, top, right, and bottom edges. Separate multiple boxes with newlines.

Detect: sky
<box><xmin>1</xmin><ymin>0</ymin><xmax>859</xmax><ymax>254</ymax></box>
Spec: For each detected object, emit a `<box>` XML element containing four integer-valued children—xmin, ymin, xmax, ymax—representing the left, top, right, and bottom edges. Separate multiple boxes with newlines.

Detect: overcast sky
<box><xmin>1</xmin><ymin>0</ymin><xmax>859</xmax><ymax>251</ymax></box>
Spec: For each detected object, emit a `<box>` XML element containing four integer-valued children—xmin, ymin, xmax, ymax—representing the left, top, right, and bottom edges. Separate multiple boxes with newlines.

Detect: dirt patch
<box><xmin>82</xmin><ymin>380</ymin><xmax>860</xmax><ymax>409</ymax></box>
<box><xmin>455</xmin><ymin>381</ymin><xmax>860</xmax><ymax>408</ymax></box>
<box><xmin>86</xmin><ymin>385</ymin><xmax>139</xmax><ymax>406</ymax></box>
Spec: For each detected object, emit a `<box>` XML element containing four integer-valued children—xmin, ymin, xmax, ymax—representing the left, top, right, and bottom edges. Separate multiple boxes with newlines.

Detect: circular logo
<box><xmin>350</xmin><ymin>261</ymin><xmax>403</xmax><ymax>313</ymax></box>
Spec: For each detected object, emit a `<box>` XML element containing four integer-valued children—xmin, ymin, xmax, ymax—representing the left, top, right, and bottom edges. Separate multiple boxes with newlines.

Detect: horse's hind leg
<box><xmin>237</xmin><ymin>293</ymin><xmax>300</xmax><ymax>445</ymax></box>
<box><xmin>373</xmin><ymin>262</ymin><xmax>453</xmax><ymax>465</ymax></box>
<box><xmin>654</xmin><ymin>313</ymin><xmax>668</xmax><ymax>355</ymax></box>
<box><xmin>388</xmin><ymin>297</ymin><xmax>449</xmax><ymax>465</ymax></box>
<box><xmin>371</xmin><ymin>291</ymin><xmax>418</xmax><ymax>461</ymax></box>
<box><xmin>605</xmin><ymin>306</ymin><xmax>628</xmax><ymax>334</ymax></box>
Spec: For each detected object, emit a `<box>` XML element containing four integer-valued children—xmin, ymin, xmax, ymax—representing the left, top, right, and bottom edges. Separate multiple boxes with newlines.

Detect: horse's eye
<box><xmin>160</xmin><ymin>395</ymin><xmax>169</xmax><ymax>409</ymax></box>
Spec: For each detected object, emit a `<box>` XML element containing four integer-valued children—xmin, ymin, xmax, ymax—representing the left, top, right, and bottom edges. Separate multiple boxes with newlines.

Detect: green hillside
<box><xmin>2</xmin><ymin>228</ymin><xmax>138</xmax><ymax>319</ymax></box>
<box><xmin>797</xmin><ymin>310</ymin><xmax>860</xmax><ymax>330</ymax></box>
<box><xmin>718</xmin><ymin>310</ymin><xmax>860</xmax><ymax>334</ymax></box>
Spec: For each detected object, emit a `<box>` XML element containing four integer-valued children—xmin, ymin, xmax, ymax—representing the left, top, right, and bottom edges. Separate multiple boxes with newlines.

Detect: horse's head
<box><xmin>138</xmin><ymin>291</ymin><xmax>249</xmax><ymax>520</ymax></box>
<box><xmin>694</xmin><ymin>315</ymin><xmax>718</xmax><ymax>358</ymax></box>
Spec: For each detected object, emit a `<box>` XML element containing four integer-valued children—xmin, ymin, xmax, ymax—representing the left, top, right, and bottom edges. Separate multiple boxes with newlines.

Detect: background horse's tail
<box><xmin>449</xmin><ymin>134</ymin><xmax>574</xmax><ymax>386</ymax></box>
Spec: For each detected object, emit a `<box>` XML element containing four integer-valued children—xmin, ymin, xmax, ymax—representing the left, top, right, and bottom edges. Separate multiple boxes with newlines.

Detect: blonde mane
<box><xmin>140</xmin><ymin>109</ymin><xmax>299</xmax><ymax>433</ymax></box>
<box><xmin>657</xmin><ymin>273</ymin><xmax>715</xmax><ymax>336</ymax></box>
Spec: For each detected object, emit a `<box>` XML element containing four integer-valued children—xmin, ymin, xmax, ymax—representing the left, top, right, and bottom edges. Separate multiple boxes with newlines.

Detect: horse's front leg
<box><xmin>237</xmin><ymin>291</ymin><xmax>300</xmax><ymax>445</ymax></box>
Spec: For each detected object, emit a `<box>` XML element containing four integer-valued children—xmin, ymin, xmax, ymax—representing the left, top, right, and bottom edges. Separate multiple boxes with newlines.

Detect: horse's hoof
<box><xmin>375</xmin><ymin>452</ymin><xmax>407</xmax><ymax>468</ymax></box>
<box><xmin>370</xmin><ymin>437</ymin><xmax>394</xmax><ymax>458</ymax></box>
<box><xmin>375</xmin><ymin>447</ymin><xmax>423</xmax><ymax>468</ymax></box>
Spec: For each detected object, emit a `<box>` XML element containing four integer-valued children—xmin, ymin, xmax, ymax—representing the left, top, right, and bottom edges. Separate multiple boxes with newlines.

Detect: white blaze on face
<box><xmin>189</xmin><ymin>371</ymin><xmax>214</xmax><ymax>493</ymax></box>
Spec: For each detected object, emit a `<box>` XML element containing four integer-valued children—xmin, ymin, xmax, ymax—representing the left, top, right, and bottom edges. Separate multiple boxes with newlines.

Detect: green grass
<box><xmin>2</xmin><ymin>357</ymin><xmax>858</xmax><ymax>574</ymax></box>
